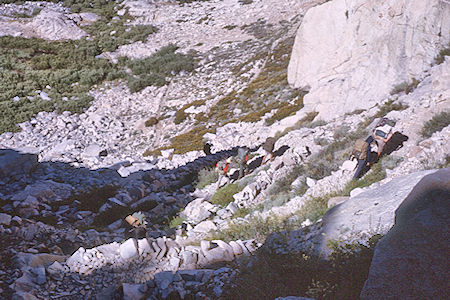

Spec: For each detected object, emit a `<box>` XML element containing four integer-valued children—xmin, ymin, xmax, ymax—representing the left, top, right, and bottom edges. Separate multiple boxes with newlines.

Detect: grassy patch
<box><xmin>210</xmin><ymin>183</ymin><xmax>243</xmax><ymax>207</ymax></box>
<box><xmin>169</xmin><ymin>216</ymin><xmax>186</xmax><ymax>228</ymax></box>
<box><xmin>195</xmin><ymin>167</ymin><xmax>219</xmax><ymax>189</ymax></box>
<box><xmin>390</xmin><ymin>78</ymin><xmax>419</xmax><ymax>95</ymax></box>
<box><xmin>434</xmin><ymin>44</ymin><xmax>450</xmax><ymax>65</ymax></box>
<box><xmin>421</xmin><ymin>111</ymin><xmax>450</xmax><ymax>138</ymax></box>
<box><xmin>145</xmin><ymin>117</ymin><xmax>159</xmax><ymax>127</ymax></box>
<box><xmin>174</xmin><ymin>99</ymin><xmax>206</xmax><ymax>124</ymax></box>
<box><xmin>0</xmin><ymin>2</ymin><xmax>171</xmax><ymax>134</ymax></box>
<box><xmin>208</xmin><ymin>215</ymin><xmax>289</xmax><ymax>243</ymax></box>
<box><xmin>264</xmin><ymin>95</ymin><xmax>304</xmax><ymax>125</ymax></box>
<box><xmin>126</xmin><ymin>44</ymin><xmax>196</xmax><ymax>93</ymax></box>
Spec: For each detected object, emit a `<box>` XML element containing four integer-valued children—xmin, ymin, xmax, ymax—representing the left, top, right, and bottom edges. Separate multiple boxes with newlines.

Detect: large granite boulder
<box><xmin>361</xmin><ymin>168</ymin><xmax>449</xmax><ymax>299</ymax></box>
<box><xmin>287</xmin><ymin>0</ymin><xmax>450</xmax><ymax>120</ymax></box>
<box><xmin>26</xmin><ymin>9</ymin><xmax>87</xmax><ymax>40</ymax></box>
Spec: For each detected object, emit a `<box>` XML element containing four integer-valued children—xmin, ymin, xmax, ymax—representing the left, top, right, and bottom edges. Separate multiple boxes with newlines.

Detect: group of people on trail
<box><xmin>351</xmin><ymin>117</ymin><xmax>396</xmax><ymax>179</ymax></box>
<box><xmin>213</xmin><ymin>135</ymin><xmax>278</xmax><ymax>189</ymax></box>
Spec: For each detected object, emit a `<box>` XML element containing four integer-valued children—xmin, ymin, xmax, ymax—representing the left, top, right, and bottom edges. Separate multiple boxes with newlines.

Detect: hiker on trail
<box><xmin>203</xmin><ymin>142</ymin><xmax>212</xmax><ymax>156</ymax></box>
<box><xmin>125</xmin><ymin>211</ymin><xmax>147</xmax><ymax>238</ymax></box>
<box><xmin>261</xmin><ymin>137</ymin><xmax>276</xmax><ymax>165</ymax></box>
<box><xmin>237</xmin><ymin>146</ymin><xmax>250</xmax><ymax>179</ymax></box>
<box><xmin>372</xmin><ymin>118</ymin><xmax>394</xmax><ymax>157</ymax></box>
<box><xmin>216</xmin><ymin>157</ymin><xmax>232</xmax><ymax>188</ymax></box>
<box><xmin>351</xmin><ymin>136</ymin><xmax>374</xmax><ymax>179</ymax></box>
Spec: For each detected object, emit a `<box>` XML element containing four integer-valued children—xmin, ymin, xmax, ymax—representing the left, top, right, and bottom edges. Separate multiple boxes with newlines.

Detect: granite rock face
<box><xmin>361</xmin><ymin>168</ymin><xmax>450</xmax><ymax>299</ymax></box>
<box><xmin>288</xmin><ymin>0</ymin><xmax>450</xmax><ymax>120</ymax></box>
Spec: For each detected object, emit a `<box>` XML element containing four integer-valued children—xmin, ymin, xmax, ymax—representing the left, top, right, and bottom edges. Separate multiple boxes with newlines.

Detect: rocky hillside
<box><xmin>0</xmin><ymin>0</ymin><xmax>449</xmax><ymax>299</ymax></box>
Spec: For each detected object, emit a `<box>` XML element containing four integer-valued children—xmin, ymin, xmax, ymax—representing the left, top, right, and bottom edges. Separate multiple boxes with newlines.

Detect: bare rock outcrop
<box><xmin>26</xmin><ymin>9</ymin><xmax>87</xmax><ymax>40</ymax></box>
<box><xmin>0</xmin><ymin>8</ymin><xmax>89</xmax><ymax>40</ymax></box>
<box><xmin>361</xmin><ymin>168</ymin><xmax>450</xmax><ymax>299</ymax></box>
<box><xmin>287</xmin><ymin>0</ymin><xmax>450</xmax><ymax>120</ymax></box>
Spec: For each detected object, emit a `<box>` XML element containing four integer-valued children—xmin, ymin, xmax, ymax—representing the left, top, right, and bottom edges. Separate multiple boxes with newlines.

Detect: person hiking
<box><xmin>125</xmin><ymin>211</ymin><xmax>147</xmax><ymax>238</ymax></box>
<box><xmin>372</xmin><ymin>118</ymin><xmax>394</xmax><ymax>157</ymax></box>
<box><xmin>351</xmin><ymin>136</ymin><xmax>374</xmax><ymax>179</ymax></box>
<box><xmin>261</xmin><ymin>137</ymin><xmax>276</xmax><ymax>165</ymax></box>
<box><xmin>215</xmin><ymin>157</ymin><xmax>232</xmax><ymax>188</ymax></box>
<box><xmin>203</xmin><ymin>142</ymin><xmax>212</xmax><ymax>156</ymax></box>
<box><xmin>237</xmin><ymin>146</ymin><xmax>250</xmax><ymax>179</ymax></box>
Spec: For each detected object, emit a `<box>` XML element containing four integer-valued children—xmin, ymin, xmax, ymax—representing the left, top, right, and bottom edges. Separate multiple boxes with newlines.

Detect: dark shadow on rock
<box><xmin>248</xmin><ymin>156</ymin><xmax>264</xmax><ymax>172</ymax></box>
<box><xmin>273</xmin><ymin>145</ymin><xmax>290</xmax><ymax>158</ymax></box>
<box><xmin>382</xmin><ymin>131</ymin><xmax>408</xmax><ymax>156</ymax></box>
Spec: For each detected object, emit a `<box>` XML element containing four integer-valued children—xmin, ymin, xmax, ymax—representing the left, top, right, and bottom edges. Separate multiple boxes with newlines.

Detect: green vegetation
<box><xmin>126</xmin><ymin>44</ymin><xmax>196</xmax><ymax>93</ymax></box>
<box><xmin>390</xmin><ymin>78</ymin><xmax>419</xmax><ymax>95</ymax></box>
<box><xmin>210</xmin><ymin>183</ymin><xmax>243</xmax><ymax>207</ymax></box>
<box><xmin>209</xmin><ymin>215</ymin><xmax>289</xmax><ymax>243</ymax></box>
<box><xmin>0</xmin><ymin>1</ymin><xmax>198</xmax><ymax>134</ymax></box>
<box><xmin>145</xmin><ymin>117</ymin><xmax>159</xmax><ymax>127</ymax></box>
<box><xmin>174</xmin><ymin>99</ymin><xmax>206</xmax><ymax>124</ymax></box>
<box><xmin>434</xmin><ymin>44</ymin><xmax>450</xmax><ymax>65</ymax></box>
<box><xmin>265</xmin><ymin>94</ymin><xmax>304</xmax><ymax>125</ymax></box>
<box><xmin>421</xmin><ymin>111</ymin><xmax>450</xmax><ymax>138</ymax></box>
<box><xmin>220</xmin><ymin>234</ymin><xmax>382</xmax><ymax>300</ymax></box>
<box><xmin>169</xmin><ymin>216</ymin><xmax>186</xmax><ymax>228</ymax></box>
<box><xmin>195</xmin><ymin>167</ymin><xmax>219</xmax><ymax>189</ymax></box>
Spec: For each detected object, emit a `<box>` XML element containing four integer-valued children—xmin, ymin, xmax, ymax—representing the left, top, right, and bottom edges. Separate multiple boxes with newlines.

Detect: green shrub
<box><xmin>145</xmin><ymin>117</ymin><xmax>159</xmax><ymax>127</ymax></box>
<box><xmin>174</xmin><ymin>109</ymin><xmax>188</xmax><ymax>124</ymax></box>
<box><xmin>434</xmin><ymin>45</ymin><xmax>450</xmax><ymax>65</ymax></box>
<box><xmin>421</xmin><ymin>111</ymin><xmax>450</xmax><ymax>138</ymax></box>
<box><xmin>196</xmin><ymin>168</ymin><xmax>219</xmax><ymax>189</ymax></box>
<box><xmin>390</xmin><ymin>78</ymin><xmax>419</xmax><ymax>95</ymax></box>
<box><xmin>208</xmin><ymin>215</ymin><xmax>288</xmax><ymax>243</ymax></box>
<box><xmin>210</xmin><ymin>183</ymin><xmax>243</xmax><ymax>207</ymax></box>
<box><xmin>126</xmin><ymin>44</ymin><xmax>196</xmax><ymax>93</ymax></box>
<box><xmin>220</xmin><ymin>234</ymin><xmax>382</xmax><ymax>300</ymax></box>
<box><xmin>232</xmin><ymin>207</ymin><xmax>251</xmax><ymax>219</ymax></box>
<box><xmin>169</xmin><ymin>216</ymin><xmax>186</xmax><ymax>228</ymax></box>
<box><xmin>265</xmin><ymin>101</ymin><xmax>303</xmax><ymax>126</ymax></box>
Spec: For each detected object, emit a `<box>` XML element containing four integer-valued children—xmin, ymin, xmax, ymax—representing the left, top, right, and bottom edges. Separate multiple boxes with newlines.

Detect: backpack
<box><xmin>216</xmin><ymin>160</ymin><xmax>230</xmax><ymax>174</ymax></box>
<box><xmin>352</xmin><ymin>139</ymin><xmax>369</xmax><ymax>160</ymax></box>
<box><xmin>237</xmin><ymin>147</ymin><xmax>249</xmax><ymax>161</ymax></box>
<box><xmin>262</xmin><ymin>137</ymin><xmax>276</xmax><ymax>153</ymax></box>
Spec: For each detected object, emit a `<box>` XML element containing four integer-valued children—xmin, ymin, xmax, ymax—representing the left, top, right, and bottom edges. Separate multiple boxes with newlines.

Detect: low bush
<box><xmin>145</xmin><ymin>117</ymin><xmax>159</xmax><ymax>127</ymax></box>
<box><xmin>421</xmin><ymin>111</ymin><xmax>450</xmax><ymax>138</ymax></box>
<box><xmin>390</xmin><ymin>78</ymin><xmax>419</xmax><ymax>95</ymax></box>
<box><xmin>210</xmin><ymin>183</ymin><xmax>243</xmax><ymax>207</ymax></box>
<box><xmin>220</xmin><ymin>234</ymin><xmax>382</xmax><ymax>300</ymax></box>
<box><xmin>208</xmin><ymin>215</ymin><xmax>288</xmax><ymax>243</ymax></box>
<box><xmin>434</xmin><ymin>45</ymin><xmax>450</xmax><ymax>65</ymax></box>
<box><xmin>195</xmin><ymin>168</ymin><xmax>218</xmax><ymax>189</ymax></box>
<box><xmin>169</xmin><ymin>216</ymin><xmax>186</xmax><ymax>228</ymax></box>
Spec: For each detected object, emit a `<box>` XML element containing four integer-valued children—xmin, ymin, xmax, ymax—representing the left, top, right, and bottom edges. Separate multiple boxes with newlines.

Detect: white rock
<box><xmin>288</xmin><ymin>0</ymin><xmax>450</xmax><ymax>120</ymax></box>
<box><xmin>120</xmin><ymin>238</ymin><xmax>138</xmax><ymax>260</ymax></box>
<box><xmin>193</xmin><ymin>220</ymin><xmax>217</xmax><ymax>234</ymax></box>
<box><xmin>306</xmin><ymin>177</ymin><xmax>316</xmax><ymax>188</ymax></box>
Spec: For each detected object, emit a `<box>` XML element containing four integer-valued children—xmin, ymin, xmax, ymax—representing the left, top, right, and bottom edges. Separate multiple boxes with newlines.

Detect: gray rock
<box><xmin>193</xmin><ymin>220</ymin><xmax>217</xmax><ymax>234</ymax></box>
<box><xmin>0</xmin><ymin>213</ymin><xmax>12</xmax><ymax>226</ymax></box>
<box><xmin>0</xmin><ymin>149</ymin><xmax>38</xmax><ymax>181</ymax></box>
<box><xmin>84</xmin><ymin>144</ymin><xmax>102</xmax><ymax>157</ymax></box>
<box><xmin>310</xmin><ymin>169</ymin><xmax>436</xmax><ymax>257</ymax></box>
<box><xmin>154</xmin><ymin>271</ymin><xmax>174</xmax><ymax>290</ymax></box>
<box><xmin>361</xmin><ymin>168</ymin><xmax>450</xmax><ymax>299</ymax></box>
<box><xmin>46</xmin><ymin>261</ymin><xmax>65</xmax><ymax>281</ymax></box>
<box><xmin>31</xmin><ymin>266</ymin><xmax>46</xmax><ymax>285</ymax></box>
<box><xmin>122</xmin><ymin>283</ymin><xmax>146</xmax><ymax>300</ymax></box>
